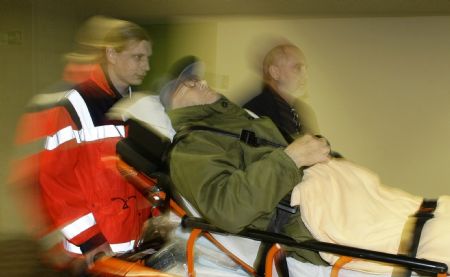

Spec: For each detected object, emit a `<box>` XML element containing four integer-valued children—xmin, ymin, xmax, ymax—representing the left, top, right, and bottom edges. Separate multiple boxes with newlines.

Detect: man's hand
<box><xmin>284</xmin><ymin>134</ymin><xmax>331</xmax><ymax>168</ymax></box>
<box><xmin>84</xmin><ymin>242</ymin><xmax>114</xmax><ymax>267</ymax></box>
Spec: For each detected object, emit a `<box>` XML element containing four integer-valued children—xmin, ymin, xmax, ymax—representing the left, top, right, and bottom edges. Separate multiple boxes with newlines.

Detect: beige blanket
<box><xmin>291</xmin><ymin>159</ymin><xmax>450</xmax><ymax>274</ymax></box>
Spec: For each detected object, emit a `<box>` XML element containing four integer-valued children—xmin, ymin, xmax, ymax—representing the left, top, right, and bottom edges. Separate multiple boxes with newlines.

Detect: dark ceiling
<box><xmin>33</xmin><ymin>0</ymin><xmax>450</xmax><ymax>22</ymax></box>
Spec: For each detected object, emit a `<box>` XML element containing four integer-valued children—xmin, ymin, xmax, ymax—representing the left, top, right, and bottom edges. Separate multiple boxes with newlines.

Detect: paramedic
<box><xmin>243</xmin><ymin>43</ymin><xmax>320</xmax><ymax>141</ymax></box>
<box><xmin>160</xmin><ymin>63</ymin><xmax>330</xmax><ymax>265</ymax></box>
<box><xmin>39</xmin><ymin>17</ymin><xmax>152</xmax><ymax>266</ymax></box>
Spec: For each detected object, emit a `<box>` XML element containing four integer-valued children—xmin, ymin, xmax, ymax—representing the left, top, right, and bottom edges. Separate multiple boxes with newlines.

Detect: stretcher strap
<box><xmin>255</xmin><ymin>207</ymin><xmax>291</xmax><ymax>277</ymax></box>
<box><xmin>395</xmin><ymin>199</ymin><xmax>437</xmax><ymax>277</ymax></box>
<box><xmin>172</xmin><ymin>125</ymin><xmax>286</xmax><ymax>149</ymax></box>
<box><xmin>409</xmin><ymin>199</ymin><xmax>437</xmax><ymax>257</ymax></box>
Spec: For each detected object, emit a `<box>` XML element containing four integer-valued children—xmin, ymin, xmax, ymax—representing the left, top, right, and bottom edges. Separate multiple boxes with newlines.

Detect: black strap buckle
<box><xmin>277</xmin><ymin>202</ymin><xmax>299</xmax><ymax>214</ymax></box>
<box><xmin>240</xmin><ymin>129</ymin><xmax>258</xmax><ymax>146</ymax></box>
<box><xmin>415</xmin><ymin>199</ymin><xmax>437</xmax><ymax>219</ymax></box>
<box><xmin>277</xmin><ymin>193</ymin><xmax>299</xmax><ymax>214</ymax></box>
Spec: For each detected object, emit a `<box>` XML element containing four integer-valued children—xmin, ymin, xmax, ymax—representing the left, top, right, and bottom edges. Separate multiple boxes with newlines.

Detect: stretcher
<box><xmin>91</xmin><ymin>94</ymin><xmax>449</xmax><ymax>276</ymax></box>
<box><xmin>85</xmin><ymin>116</ymin><xmax>448</xmax><ymax>277</ymax></box>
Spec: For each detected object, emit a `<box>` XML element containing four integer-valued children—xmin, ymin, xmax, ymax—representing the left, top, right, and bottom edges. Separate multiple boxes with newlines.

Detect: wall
<box><xmin>214</xmin><ymin>16</ymin><xmax>450</xmax><ymax>197</ymax></box>
<box><xmin>0</xmin><ymin>1</ymin><xmax>86</xmax><ymax>234</ymax></box>
<box><xmin>0</xmin><ymin>0</ymin><xmax>34</xmax><ymax>234</ymax></box>
<box><xmin>165</xmin><ymin>21</ymin><xmax>218</xmax><ymax>87</ymax></box>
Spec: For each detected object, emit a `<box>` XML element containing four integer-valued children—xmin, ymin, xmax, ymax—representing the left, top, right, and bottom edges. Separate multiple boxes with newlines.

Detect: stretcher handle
<box><xmin>181</xmin><ymin>216</ymin><xmax>448</xmax><ymax>275</ymax></box>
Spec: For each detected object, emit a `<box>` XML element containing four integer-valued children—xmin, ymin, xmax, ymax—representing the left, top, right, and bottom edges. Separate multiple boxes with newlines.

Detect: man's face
<box><xmin>274</xmin><ymin>47</ymin><xmax>307</xmax><ymax>95</ymax></box>
<box><xmin>171</xmin><ymin>77</ymin><xmax>221</xmax><ymax>109</ymax></box>
<box><xmin>108</xmin><ymin>39</ymin><xmax>152</xmax><ymax>91</ymax></box>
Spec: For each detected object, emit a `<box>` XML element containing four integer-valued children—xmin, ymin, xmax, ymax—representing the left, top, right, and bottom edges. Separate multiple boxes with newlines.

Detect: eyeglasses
<box><xmin>181</xmin><ymin>75</ymin><xmax>207</xmax><ymax>88</ymax></box>
<box><xmin>174</xmin><ymin>75</ymin><xmax>208</xmax><ymax>96</ymax></box>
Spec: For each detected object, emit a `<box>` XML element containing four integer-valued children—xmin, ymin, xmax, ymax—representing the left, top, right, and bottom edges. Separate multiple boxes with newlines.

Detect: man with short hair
<box><xmin>160</xmin><ymin>62</ymin><xmax>330</xmax><ymax>266</ymax></box>
<box><xmin>244</xmin><ymin>43</ymin><xmax>320</xmax><ymax>141</ymax></box>
<box><xmin>39</xmin><ymin>17</ymin><xmax>152</xmax><ymax>266</ymax></box>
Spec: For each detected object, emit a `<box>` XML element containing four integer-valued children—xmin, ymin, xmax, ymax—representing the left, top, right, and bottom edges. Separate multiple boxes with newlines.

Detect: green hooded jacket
<box><xmin>167</xmin><ymin>96</ymin><xmax>326</xmax><ymax>265</ymax></box>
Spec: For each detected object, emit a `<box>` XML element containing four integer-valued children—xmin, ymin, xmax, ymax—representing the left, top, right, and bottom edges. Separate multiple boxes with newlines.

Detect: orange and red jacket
<box><xmin>9</xmin><ymin>62</ymin><xmax>96</xmax><ymax>239</ymax></box>
<box><xmin>39</xmin><ymin>64</ymin><xmax>150</xmax><ymax>254</ymax></box>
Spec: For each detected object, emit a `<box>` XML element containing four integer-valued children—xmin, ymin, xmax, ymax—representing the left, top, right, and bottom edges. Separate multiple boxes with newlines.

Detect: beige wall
<box><xmin>0</xmin><ymin>1</ymin><xmax>34</xmax><ymax>234</ymax></box>
<box><xmin>165</xmin><ymin>21</ymin><xmax>218</xmax><ymax>87</ymax></box>
<box><xmin>0</xmin><ymin>1</ymin><xmax>85</xmax><ymax>234</ymax></box>
<box><xmin>214</xmin><ymin>16</ymin><xmax>450</xmax><ymax>197</ymax></box>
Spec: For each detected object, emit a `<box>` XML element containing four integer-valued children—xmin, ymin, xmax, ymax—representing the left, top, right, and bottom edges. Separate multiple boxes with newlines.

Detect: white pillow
<box><xmin>108</xmin><ymin>92</ymin><xmax>176</xmax><ymax>141</ymax></box>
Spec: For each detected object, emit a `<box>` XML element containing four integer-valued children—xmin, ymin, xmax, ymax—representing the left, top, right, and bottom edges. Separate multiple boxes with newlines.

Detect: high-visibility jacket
<box><xmin>9</xmin><ymin>63</ymin><xmax>95</xmax><ymax>238</ymax></box>
<box><xmin>39</xmin><ymin>64</ymin><xmax>150</xmax><ymax>254</ymax></box>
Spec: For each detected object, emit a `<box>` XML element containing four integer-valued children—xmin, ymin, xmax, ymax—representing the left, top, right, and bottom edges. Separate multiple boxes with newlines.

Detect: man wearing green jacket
<box><xmin>160</xmin><ymin>62</ymin><xmax>330</xmax><ymax>265</ymax></box>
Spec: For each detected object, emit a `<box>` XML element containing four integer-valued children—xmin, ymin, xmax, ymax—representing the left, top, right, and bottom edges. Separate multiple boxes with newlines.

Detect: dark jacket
<box><xmin>243</xmin><ymin>85</ymin><xmax>301</xmax><ymax>141</ymax></box>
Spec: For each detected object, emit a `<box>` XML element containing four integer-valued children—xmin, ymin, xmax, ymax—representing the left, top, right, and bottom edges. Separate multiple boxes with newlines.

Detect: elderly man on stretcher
<box><xmin>111</xmin><ymin>59</ymin><xmax>450</xmax><ymax>276</ymax></box>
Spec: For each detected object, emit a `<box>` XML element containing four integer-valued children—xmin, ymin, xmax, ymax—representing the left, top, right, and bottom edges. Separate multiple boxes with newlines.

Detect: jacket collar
<box><xmin>89</xmin><ymin>64</ymin><xmax>126</xmax><ymax>98</ymax></box>
<box><xmin>263</xmin><ymin>83</ymin><xmax>292</xmax><ymax>108</ymax></box>
<box><xmin>168</xmin><ymin>95</ymin><xmax>246</xmax><ymax>130</ymax></box>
